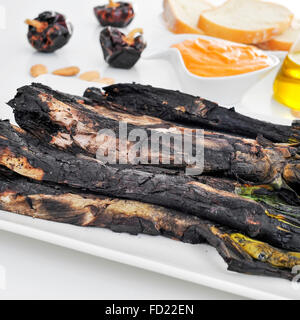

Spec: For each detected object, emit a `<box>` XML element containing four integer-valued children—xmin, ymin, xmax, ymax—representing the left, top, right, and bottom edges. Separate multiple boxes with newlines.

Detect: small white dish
<box><xmin>144</xmin><ymin>34</ymin><xmax>280</xmax><ymax>105</ymax></box>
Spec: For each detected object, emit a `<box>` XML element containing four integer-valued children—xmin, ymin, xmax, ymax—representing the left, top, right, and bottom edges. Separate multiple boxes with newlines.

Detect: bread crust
<box><xmin>163</xmin><ymin>0</ymin><xmax>208</xmax><ymax>34</ymax></box>
<box><xmin>257</xmin><ymin>40</ymin><xmax>291</xmax><ymax>52</ymax></box>
<box><xmin>257</xmin><ymin>20</ymin><xmax>300</xmax><ymax>51</ymax></box>
<box><xmin>197</xmin><ymin>0</ymin><xmax>293</xmax><ymax>44</ymax></box>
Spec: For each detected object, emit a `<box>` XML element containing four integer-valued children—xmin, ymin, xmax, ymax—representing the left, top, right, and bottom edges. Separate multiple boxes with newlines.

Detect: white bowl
<box><xmin>143</xmin><ymin>34</ymin><xmax>280</xmax><ymax>106</ymax></box>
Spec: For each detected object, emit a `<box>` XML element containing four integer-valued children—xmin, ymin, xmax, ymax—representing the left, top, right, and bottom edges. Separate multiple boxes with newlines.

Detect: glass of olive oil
<box><xmin>273</xmin><ymin>36</ymin><xmax>300</xmax><ymax>113</ymax></box>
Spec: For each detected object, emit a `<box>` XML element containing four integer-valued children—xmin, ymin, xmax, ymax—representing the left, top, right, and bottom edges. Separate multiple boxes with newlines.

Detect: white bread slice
<box><xmin>198</xmin><ymin>0</ymin><xmax>293</xmax><ymax>44</ymax></box>
<box><xmin>257</xmin><ymin>19</ymin><xmax>300</xmax><ymax>51</ymax></box>
<box><xmin>163</xmin><ymin>0</ymin><xmax>213</xmax><ymax>34</ymax></box>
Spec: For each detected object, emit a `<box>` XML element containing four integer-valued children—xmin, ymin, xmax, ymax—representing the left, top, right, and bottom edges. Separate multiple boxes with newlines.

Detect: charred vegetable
<box><xmin>0</xmin><ymin>166</ymin><xmax>205</xmax><ymax>242</ymax></box>
<box><xmin>9</xmin><ymin>84</ymin><xmax>300</xmax><ymax>191</ymax></box>
<box><xmin>90</xmin><ymin>83</ymin><xmax>300</xmax><ymax>144</ymax></box>
<box><xmin>25</xmin><ymin>11</ymin><xmax>73</xmax><ymax>53</ymax></box>
<box><xmin>94</xmin><ymin>0</ymin><xmax>134</xmax><ymax>27</ymax></box>
<box><xmin>1</xmin><ymin>120</ymin><xmax>300</xmax><ymax>252</ymax></box>
<box><xmin>4</xmin><ymin>82</ymin><xmax>300</xmax><ymax>281</ymax></box>
<box><xmin>230</xmin><ymin>233</ymin><xmax>300</xmax><ymax>269</ymax></box>
<box><xmin>100</xmin><ymin>27</ymin><xmax>146</xmax><ymax>68</ymax></box>
<box><xmin>0</xmin><ymin>167</ymin><xmax>296</xmax><ymax>281</ymax></box>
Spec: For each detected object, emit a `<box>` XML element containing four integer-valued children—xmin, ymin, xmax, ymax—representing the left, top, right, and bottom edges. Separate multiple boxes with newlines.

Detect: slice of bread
<box><xmin>163</xmin><ymin>0</ymin><xmax>213</xmax><ymax>34</ymax></box>
<box><xmin>257</xmin><ymin>19</ymin><xmax>300</xmax><ymax>51</ymax></box>
<box><xmin>198</xmin><ymin>0</ymin><xmax>293</xmax><ymax>44</ymax></box>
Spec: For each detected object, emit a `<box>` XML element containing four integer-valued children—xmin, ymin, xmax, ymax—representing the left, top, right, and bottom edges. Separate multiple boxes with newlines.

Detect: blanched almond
<box><xmin>30</xmin><ymin>64</ymin><xmax>48</xmax><ymax>78</ymax></box>
<box><xmin>94</xmin><ymin>77</ymin><xmax>115</xmax><ymax>85</ymax></box>
<box><xmin>79</xmin><ymin>71</ymin><xmax>101</xmax><ymax>82</ymax></box>
<box><xmin>52</xmin><ymin>66</ymin><xmax>80</xmax><ymax>76</ymax></box>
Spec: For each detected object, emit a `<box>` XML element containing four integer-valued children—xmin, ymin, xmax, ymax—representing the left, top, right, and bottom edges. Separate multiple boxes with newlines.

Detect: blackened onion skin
<box><xmin>100</xmin><ymin>27</ymin><xmax>146</xmax><ymax>69</ymax></box>
<box><xmin>27</xmin><ymin>11</ymin><xmax>73</xmax><ymax>53</ymax></box>
<box><xmin>94</xmin><ymin>2</ymin><xmax>134</xmax><ymax>27</ymax></box>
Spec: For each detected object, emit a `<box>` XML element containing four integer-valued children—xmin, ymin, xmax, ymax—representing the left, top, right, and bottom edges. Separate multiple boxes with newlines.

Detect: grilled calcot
<box><xmin>9</xmin><ymin>83</ymin><xmax>300</xmax><ymax>191</ymax></box>
<box><xmin>3</xmin><ymin>83</ymin><xmax>300</xmax><ymax>281</ymax></box>
<box><xmin>85</xmin><ymin>83</ymin><xmax>300</xmax><ymax>144</ymax></box>
<box><xmin>0</xmin><ymin>120</ymin><xmax>300</xmax><ymax>251</ymax></box>
<box><xmin>0</xmin><ymin>166</ymin><xmax>297</xmax><ymax>281</ymax></box>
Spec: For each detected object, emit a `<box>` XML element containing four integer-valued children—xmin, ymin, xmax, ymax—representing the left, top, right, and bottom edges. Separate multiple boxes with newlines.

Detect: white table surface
<box><xmin>0</xmin><ymin>0</ymin><xmax>298</xmax><ymax>300</ymax></box>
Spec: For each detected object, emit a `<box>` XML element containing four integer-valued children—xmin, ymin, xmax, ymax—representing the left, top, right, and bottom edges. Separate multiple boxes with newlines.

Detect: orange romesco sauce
<box><xmin>172</xmin><ymin>38</ymin><xmax>272</xmax><ymax>77</ymax></box>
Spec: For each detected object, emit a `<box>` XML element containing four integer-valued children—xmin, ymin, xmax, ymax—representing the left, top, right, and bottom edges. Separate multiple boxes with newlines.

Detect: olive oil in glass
<box><xmin>273</xmin><ymin>36</ymin><xmax>300</xmax><ymax>111</ymax></box>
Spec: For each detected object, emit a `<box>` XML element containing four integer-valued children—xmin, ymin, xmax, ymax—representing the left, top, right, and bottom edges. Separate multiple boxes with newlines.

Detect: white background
<box><xmin>0</xmin><ymin>0</ymin><xmax>299</xmax><ymax>300</ymax></box>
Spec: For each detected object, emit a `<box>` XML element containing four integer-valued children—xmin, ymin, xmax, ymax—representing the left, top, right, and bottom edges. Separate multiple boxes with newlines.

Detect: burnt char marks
<box><xmin>96</xmin><ymin>83</ymin><xmax>294</xmax><ymax>143</ymax></box>
<box><xmin>9</xmin><ymin>84</ymin><xmax>300</xmax><ymax>188</ymax></box>
<box><xmin>0</xmin><ymin>120</ymin><xmax>300</xmax><ymax>251</ymax></box>
<box><xmin>0</xmin><ymin>168</ymin><xmax>212</xmax><ymax>243</ymax></box>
